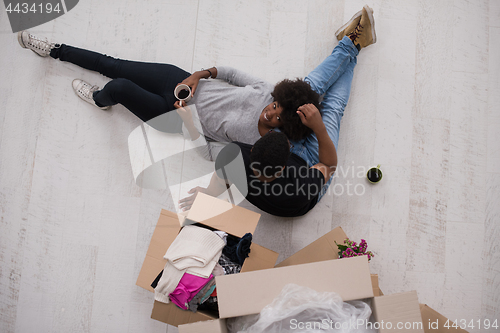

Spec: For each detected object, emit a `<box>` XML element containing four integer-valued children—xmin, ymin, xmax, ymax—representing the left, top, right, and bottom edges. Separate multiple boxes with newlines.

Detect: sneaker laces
<box><xmin>348</xmin><ymin>23</ymin><xmax>363</xmax><ymax>42</ymax></box>
<box><xmin>27</xmin><ymin>33</ymin><xmax>54</xmax><ymax>52</ymax></box>
<box><xmin>78</xmin><ymin>83</ymin><xmax>99</xmax><ymax>99</ymax></box>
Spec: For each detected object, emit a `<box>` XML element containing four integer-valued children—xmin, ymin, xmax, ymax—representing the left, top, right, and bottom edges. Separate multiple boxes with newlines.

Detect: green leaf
<box><xmin>337</xmin><ymin>245</ymin><xmax>348</xmax><ymax>251</ymax></box>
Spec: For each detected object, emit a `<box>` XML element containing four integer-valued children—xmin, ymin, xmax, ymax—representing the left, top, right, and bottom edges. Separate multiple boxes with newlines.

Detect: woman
<box><xmin>17</xmin><ymin>31</ymin><xmax>320</xmax><ymax>153</ymax></box>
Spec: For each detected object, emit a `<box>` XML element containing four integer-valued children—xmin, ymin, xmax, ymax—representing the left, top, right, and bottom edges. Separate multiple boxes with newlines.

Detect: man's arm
<box><xmin>178</xmin><ymin>171</ymin><xmax>228</xmax><ymax>211</ymax></box>
<box><xmin>296</xmin><ymin>104</ymin><xmax>337</xmax><ymax>181</ymax></box>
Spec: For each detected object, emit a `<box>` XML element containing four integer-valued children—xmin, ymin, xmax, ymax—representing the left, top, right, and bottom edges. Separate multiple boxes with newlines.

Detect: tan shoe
<box><xmin>348</xmin><ymin>6</ymin><xmax>377</xmax><ymax>49</ymax></box>
<box><xmin>334</xmin><ymin>10</ymin><xmax>362</xmax><ymax>41</ymax></box>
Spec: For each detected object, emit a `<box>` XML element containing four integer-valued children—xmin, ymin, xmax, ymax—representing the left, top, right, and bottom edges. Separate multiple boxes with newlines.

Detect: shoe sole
<box><xmin>363</xmin><ymin>5</ymin><xmax>377</xmax><ymax>44</ymax></box>
<box><xmin>17</xmin><ymin>31</ymin><xmax>27</xmax><ymax>48</ymax></box>
<box><xmin>334</xmin><ymin>9</ymin><xmax>362</xmax><ymax>39</ymax></box>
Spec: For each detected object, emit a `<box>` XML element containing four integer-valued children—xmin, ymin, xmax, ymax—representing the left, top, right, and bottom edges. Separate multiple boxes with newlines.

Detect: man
<box><xmin>179</xmin><ymin>6</ymin><xmax>376</xmax><ymax>217</ymax></box>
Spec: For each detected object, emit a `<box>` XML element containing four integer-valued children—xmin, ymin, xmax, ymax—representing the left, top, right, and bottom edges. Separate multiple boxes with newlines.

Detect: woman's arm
<box><xmin>216</xmin><ymin>66</ymin><xmax>267</xmax><ymax>87</ymax></box>
<box><xmin>178</xmin><ymin>67</ymin><xmax>218</xmax><ymax>95</ymax></box>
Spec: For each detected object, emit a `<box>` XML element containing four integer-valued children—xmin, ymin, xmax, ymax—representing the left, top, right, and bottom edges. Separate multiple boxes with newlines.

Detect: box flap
<box><xmin>151</xmin><ymin>300</ymin><xmax>215</xmax><ymax>327</ymax></box>
<box><xmin>372</xmin><ymin>291</ymin><xmax>424</xmax><ymax>332</ymax></box>
<box><xmin>275</xmin><ymin>227</ymin><xmax>347</xmax><ymax>267</ymax></box>
<box><xmin>178</xmin><ymin>319</ymin><xmax>228</xmax><ymax>333</ymax></box>
<box><xmin>136</xmin><ymin>210</ymin><xmax>181</xmax><ymax>291</ymax></box>
<box><xmin>241</xmin><ymin>243</ymin><xmax>279</xmax><ymax>272</ymax></box>
<box><xmin>419</xmin><ymin>304</ymin><xmax>468</xmax><ymax>333</ymax></box>
<box><xmin>371</xmin><ymin>274</ymin><xmax>380</xmax><ymax>297</ymax></box>
<box><xmin>186</xmin><ymin>193</ymin><xmax>261</xmax><ymax>237</ymax></box>
<box><xmin>217</xmin><ymin>256</ymin><xmax>373</xmax><ymax>319</ymax></box>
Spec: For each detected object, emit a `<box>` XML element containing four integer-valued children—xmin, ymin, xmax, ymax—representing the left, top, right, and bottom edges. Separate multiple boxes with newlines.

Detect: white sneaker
<box><xmin>18</xmin><ymin>30</ymin><xmax>55</xmax><ymax>57</ymax></box>
<box><xmin>72</xmin><ymin>79</ymin><xmax>110</xmax><ymax>110</ymax></box>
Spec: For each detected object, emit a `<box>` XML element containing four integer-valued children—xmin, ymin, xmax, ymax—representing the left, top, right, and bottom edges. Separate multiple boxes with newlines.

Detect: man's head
<box><xmin>250</xmin><ymin>131</ymin><xmax>290</xmax><ymax>180</ymax></box>
<box><xmin>271</xmin><ymin>78</ymin><xmax>321</xmax><ymax>141</ymax></box>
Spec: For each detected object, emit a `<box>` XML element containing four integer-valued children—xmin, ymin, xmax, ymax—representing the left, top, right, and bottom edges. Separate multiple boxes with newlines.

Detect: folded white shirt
<box><xmin>164</xmin><ymin>225</ymin><xmax>226</xmax><ymax>275</ymax></box>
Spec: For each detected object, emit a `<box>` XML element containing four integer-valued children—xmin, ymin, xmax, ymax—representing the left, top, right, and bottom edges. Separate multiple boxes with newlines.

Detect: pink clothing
<box><xmin>169</xmin><ymin>273</ymin><xmax>214</xmax><ymax>310</ymax></box>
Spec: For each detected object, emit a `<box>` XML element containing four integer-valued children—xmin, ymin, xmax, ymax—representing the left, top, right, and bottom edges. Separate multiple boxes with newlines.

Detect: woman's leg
<box><xmin>50</xmin><ymin>44</ymin><xmax>190</xmax><ymax>122</ymax></box>
<box><xmin>50</xmin><ymin>44</ymin><xmax>189</xmax><ymax>96</ymax></box>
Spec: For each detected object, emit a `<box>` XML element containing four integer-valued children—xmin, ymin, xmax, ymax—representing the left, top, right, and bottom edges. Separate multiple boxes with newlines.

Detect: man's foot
<box><xmin>17</xmin><ymin>30</ymin><xmax>55</xmax><ymax>57</ymax></box>
<box><xmin>72</xmin><ymin>79</ymin><xmax>110</xmax><ymax>110</ymax></box>
<box><xmin>334</xmin><ymin>10</ymin><xmax>362</xmax><ymax>41</ymax></box>
<box><xmin>346</xmin><ymin>6</ymin><xmax>377</xmax><ymax>50</ymax></box>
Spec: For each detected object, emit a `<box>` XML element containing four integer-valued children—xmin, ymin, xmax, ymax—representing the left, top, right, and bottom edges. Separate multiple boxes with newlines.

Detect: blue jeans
<box><xmin>289</xmin><ymin>36</ymin><xmax>358</xmax><ymax>201</ymax></box>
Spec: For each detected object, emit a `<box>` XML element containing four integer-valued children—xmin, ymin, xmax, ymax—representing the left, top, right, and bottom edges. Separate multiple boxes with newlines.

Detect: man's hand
<box><xmin>179</xmin><ymin>186</ymin><xmax>207</xmax><ymax>211</ymax></box>
<box><xmin>297</xmin><ymin>104</ymin><xmax>325</xmax><ymax>134</ymax></box>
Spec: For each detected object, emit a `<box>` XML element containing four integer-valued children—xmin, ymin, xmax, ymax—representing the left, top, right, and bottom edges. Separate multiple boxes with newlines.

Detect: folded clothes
<box><xmin>154</xmin><ymin>262</ymin><xmax>186</xmax><ymax>304</ymax></box>
<box><xmin>212</xmin><ymin>263</ymin><xmax>225</xmax><ymax>277</ymax></box>
<box><xmin>187</xmin><ymin>278</ymin><xmax>217</xmax><ymax>312</ymax></box>
<box><xmin>165</xmin><ymin>225</ymin><xmax>226</xmax><ymax>270</ymax></box>
<box><xmin>218</xmin><ymin>253</ymin><xmax>242</xmax><ymax>275</ymax></box>
<box><xmin>213</xmin><ymin>231</ymin><xmax>228</xmax><ymax>243</ymax></box>
<box><xmin>222</xmin><ymin>233</ymin><xmax>252</xmax><ymax>266</ymax></box>
<box><xmin>164</xmin><ymin>225</ymin><xmax>225</xmax><ymax>278</ymax></box>
<box><xmin>197</xmin><ymin>296</ymin><xmax>219</xmax><ymax>316</ymax></box>
<box><xmin>169</xmin><ymin>273</ymin><xmax>214</xmax><ymax>310</ymax></box>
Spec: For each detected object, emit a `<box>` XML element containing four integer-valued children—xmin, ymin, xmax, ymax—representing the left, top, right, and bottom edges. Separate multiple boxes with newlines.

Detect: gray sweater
<box><xmin>186</xmin><ymin>66</ymin><xmax>275</xmax><ymax>145</ymax></box>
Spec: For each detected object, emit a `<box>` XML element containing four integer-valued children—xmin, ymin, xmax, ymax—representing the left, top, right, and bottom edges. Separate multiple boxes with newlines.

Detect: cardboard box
<box><xmin>136</xmin><ymin>193</ymin><xmax>279</xmax><ymax>327</ymax></box>
<box><xmin>178</xmin><ymin>319</ymin><xmax>228</xmax><ymax>333</ymax></box>
<box><xmin>175</xmin><ymin>223</ymin><xmax>465</xmax><ymax>333</ymax></box>
<box><xmin>275</xmin><ymin>226</ymin><xmax>347</xmax><ymax>267</ymax></box>
<box><xmin>178</xmin><ymin>226</ymin><xmax>424</xmax><ymax>332</ymax></box>
<box><xmin>179</xmin><ymin>261</ymin><xmax>424</xmax><ymax>333</ymax></box>
<box><xmin>373</xmin><ymin>291</ymin><xmax>424</xmax><ymax>332</ymax></box>
<box><xmin>216</xmin><ymin>256</ymin><xmax>373</xmax><ymax>318</ymax></box>
<box><xmin>275</xmin><ymin>226</ymin><xmax>381</xmax><ymax>296</ymax></box>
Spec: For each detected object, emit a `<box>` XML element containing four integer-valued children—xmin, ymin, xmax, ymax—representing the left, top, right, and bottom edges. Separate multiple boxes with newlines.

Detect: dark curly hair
<box><xmin>250</xmin><ymin>131</ymin><xmax>289</xmax><ymax>179</ymax></box>
<box><xmin>271</xmin><ymin>78</ymin><xmax>321</xmax><ymax>141</ymax></box>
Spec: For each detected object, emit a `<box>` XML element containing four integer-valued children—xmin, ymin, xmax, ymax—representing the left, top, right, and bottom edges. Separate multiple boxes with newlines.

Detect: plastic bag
<box><xmin>226</xmin><ymin>284</ymin><xmax>375</xmax><ymax>333</ymax></box>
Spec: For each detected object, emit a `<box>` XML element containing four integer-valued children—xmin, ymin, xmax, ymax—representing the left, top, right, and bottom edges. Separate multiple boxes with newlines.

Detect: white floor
<box><xmin>1</xmin><ymin>0</ymin><xmax>499</xmax><ymax>332</ymax></box>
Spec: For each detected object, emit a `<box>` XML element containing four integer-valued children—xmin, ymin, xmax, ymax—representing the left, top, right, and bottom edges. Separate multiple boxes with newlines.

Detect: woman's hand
<box><xmin>297</xmin><ymin>104</ymin><xmax>325</xmax><ymax>134</ymax></box>
<box><xmin>174</xmin><ymin>101</ymin><xmax>193</xmax><ymax>123</ymax></box>
<box><xmin>178</xmin><ymin>72</ymin><xmax>204</xmax><ymax>96</ymax></box>
<box><xmin>179</xmin><ymin>186</ymin><xmax>207</xmax><ymax>211</ymax></box>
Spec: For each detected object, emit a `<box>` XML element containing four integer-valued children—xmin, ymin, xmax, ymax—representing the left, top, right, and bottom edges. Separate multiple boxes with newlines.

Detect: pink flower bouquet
<box><xmin>335</xmin><ymin>238</ymin><xmax>374</xmax><ymax>261</ymax></box>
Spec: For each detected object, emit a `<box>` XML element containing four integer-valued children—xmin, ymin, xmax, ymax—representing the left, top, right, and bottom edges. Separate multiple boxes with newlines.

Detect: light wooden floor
<box><xmin>1</xmin><ymin>0</ymin><xmax>499</xmax><ymax>332</ymax></box>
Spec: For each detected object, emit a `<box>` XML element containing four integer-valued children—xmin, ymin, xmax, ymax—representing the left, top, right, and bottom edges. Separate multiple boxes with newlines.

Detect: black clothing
<box><xmin>50</xmin><ymin>44</ymin><xmax>187</xmax><ymax>132</ymax></box>
<box><xmin>218</xmin><ymin>142</ymin><xmax>324</xmax><ymax>217</ymax></box>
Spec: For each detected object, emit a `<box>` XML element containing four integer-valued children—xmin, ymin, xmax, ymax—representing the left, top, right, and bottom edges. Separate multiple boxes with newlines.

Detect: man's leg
<box><xmin>290</xmin><ymin>36</ymin><xmax>358</xmax><ymax>165</ymax></box>
<box><xmin>305</xmin><ymin>36</ymin><xmax>358</xmax><ymax>98</ymax></box>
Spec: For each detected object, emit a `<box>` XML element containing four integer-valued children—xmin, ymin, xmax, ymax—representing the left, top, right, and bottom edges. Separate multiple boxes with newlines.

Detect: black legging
<box><xmin>50</xmin><ymin>44</ymin><xmax>190</xmax><ymax>130</ymax></box>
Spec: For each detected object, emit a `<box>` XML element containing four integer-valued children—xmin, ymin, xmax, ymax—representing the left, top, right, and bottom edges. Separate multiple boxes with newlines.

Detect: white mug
<box><xmin>174</xmin><ymin>84</ymin><xmax>192</xmax><ymax>106</ymax></box>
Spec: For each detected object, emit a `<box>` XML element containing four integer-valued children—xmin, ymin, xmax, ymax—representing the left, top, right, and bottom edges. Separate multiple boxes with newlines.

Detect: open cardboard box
<box><xmin>178</xmin><ymin>232</ymin><xmax>426</xmax><ymax>333</ymax></box>
<box><xmin>136</xmin><ymin>193</ymin><xmax>279</xmax><ymax>326</ymax></box>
